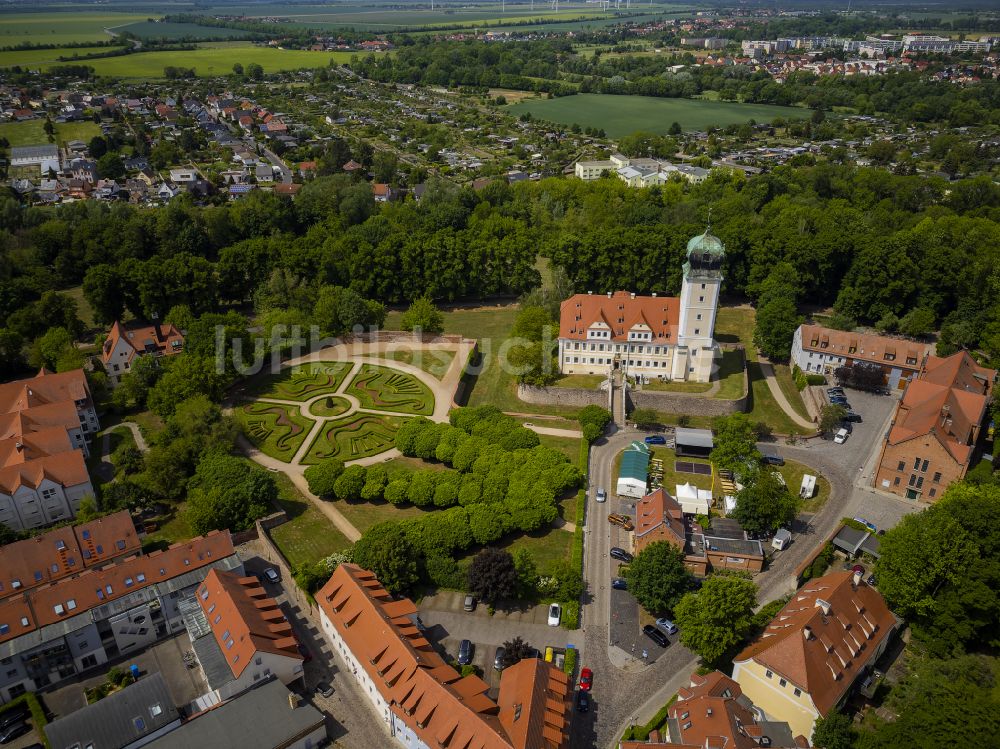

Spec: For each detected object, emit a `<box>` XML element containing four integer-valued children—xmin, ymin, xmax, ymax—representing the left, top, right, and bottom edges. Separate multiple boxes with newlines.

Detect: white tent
<box><xmin>676</xmin><ymin>482</ymin><xmax>712</xmax><ymax>516</ymax></box>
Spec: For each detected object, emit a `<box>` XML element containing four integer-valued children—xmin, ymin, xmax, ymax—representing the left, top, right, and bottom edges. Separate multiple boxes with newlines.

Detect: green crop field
<box><xmin>0</xmin><ymin>46</ymin><xmax>126</xmax><ymax>68</ymax></box>
<box><xmin>509</xmin><ymin>93</ymin><xmax>806</xmax><ymax>136</ymax></box>
<box><xmin>0</xmin><ymin>119</ymin><xmax>101</xmax><ymax>148</ymax></box>
<box><xmin>35</xmin><ymin>43</ymin><xmax>369</xmax><ymax>78</ymax></box>
<box><xmin>113</xmin><ymin>21</ymin><xmax>254</xmax><ymax>41</ymax></box>
<box><xmin>0</xmin><ymin>12</ymin><xmax>153</xmax><ymax>47</ymax></box>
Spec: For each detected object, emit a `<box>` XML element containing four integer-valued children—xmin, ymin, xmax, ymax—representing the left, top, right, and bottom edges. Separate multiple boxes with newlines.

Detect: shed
<box><xmin>674</xmin><ymin>427</ymin><xmax>714</xmax><ymax>458</ymax></box>
<box><xmin>676</xmin><ymin>482</ymin><xmax>712</xmax><ymax>515</ymax></box>
<box><xmin>831</xmin><ymin>525</ymin><xmax>869</xmax><ymax>557</ymax></box>
<box><xmin>616</xmin><ymin>448</ymin><xmax>649</xmax><ymax>499</ymax></box>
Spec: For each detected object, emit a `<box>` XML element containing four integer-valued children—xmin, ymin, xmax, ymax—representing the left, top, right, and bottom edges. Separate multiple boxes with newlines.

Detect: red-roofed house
<box><xmin>873</xmin><ymin>350</ymin><xmax>994</xmax><ymax>501</ymax></box>
<box><xmin>0</xmin><ymin>369</ymin><xmax>98</xmax><ymax>531</ymax></box>
<box><xmin>101</xmin><ymin>319</ymin><xmax>185</xmax><ymax>388</ymax></box>
<box><xmin>193</xmin><ymin>569</ymin><xmax>304</xmax><ymax>695</ymax></box>
<box><xmin>558</xmin><ymin>228</ymin><xmax>724</xmax><ymax>383</ymax></box>
<box><xmin>317</xmin><ymin>564</ymin><xmax>571</xmax><ymax>749</ymax></box>
<box><xmin>732</xmin><ymin>570</ymin><xmax>896</xmax><ymax>741</ymax></box>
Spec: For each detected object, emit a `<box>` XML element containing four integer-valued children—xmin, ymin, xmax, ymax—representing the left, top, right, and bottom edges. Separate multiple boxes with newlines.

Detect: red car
<box><xmin>579</xmin><ymin>667</ymin><xmax>593</xmax><ymax>691</ymax></box>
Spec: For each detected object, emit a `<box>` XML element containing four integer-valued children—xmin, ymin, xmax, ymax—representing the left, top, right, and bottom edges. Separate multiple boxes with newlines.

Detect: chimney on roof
<box><xmin>652</xmin><ymin>292</ymin><xmax>657</xmax><ymax>297</ymax></box>
<box><xmin>15</xmin><ymin>441</ymin><xmax>22</xmax><ymax>451</ymax></box>
<box><xmin>803</xmin><ymin>626</ymin><xmax>813</xmax><ymax>640</ymax></box>
<box><xmin>588</xmin><ymin>291</ymin><xmax>592</xmax><ymax>295</ymax></box>
<box><xmin>288</xmin><ymin>691</ymin><xmax>301</xmax><ymax>709</ymax></box>
<box><xmin>607</xmin><ymin>292</ymin><xmax>612</xmax><ymax>298</ymax></box>
<box><xmin>853</xmin><ymin>570</ymin><xmax>863</xmax><ymax>587</ymax></box>
<box><xmin>152</xmin><ymin>311</ymin><xmax>162</xmax><ymax>342</ymax></box>
<box><xmin>814</xmin><ymin>598</ymin><xmax>831</xmax><ymax>615</ymax></box>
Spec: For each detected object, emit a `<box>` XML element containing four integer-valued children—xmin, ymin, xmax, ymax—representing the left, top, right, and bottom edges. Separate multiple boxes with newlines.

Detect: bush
<box><xmin>0</xmin><ymin>693</ymin><xmax>49</xmax><ymax>747</ymax></box>
<box><xmin>563</xmin><ymin>646</ymin><xmax>578</xmax><ymax>676</ymax></box>
<box><xmin>792</xmin><ymin>365</ymin><xmax>808</xmax><ymax>391</ymax></box>
<box><xmin>806</xmin><ymin>374</ymin><xmax>826</xmax><ymax>386</ymax></box>
<box><xmin>578</xmin><ymin>405</ymin><xmax>612</xmax><ymax>443</ymax></box>
<box><xmin>424</xmin><ymin>552</ymin><xmax>465</xmax><ymax>589</ymax></box>
<box><xmin>804</xmin><ymin>542</ymin><xmax>834</xmax><ymax>581</ymax></box>
<box><xmin>304</xmin><ymin>459</ymin><xmax>345</xmax><ymax>497</ymax></box>
<box><xmin>561</xmin><ymin>599</ymin><xmax>580</xmax><ymax>630</ymax></box>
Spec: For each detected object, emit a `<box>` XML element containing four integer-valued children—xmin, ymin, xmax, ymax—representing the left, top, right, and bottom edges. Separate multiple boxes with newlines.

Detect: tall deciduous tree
<box><xmin>674</xmin><ymin>576</ymin><xmax>758</xmax><ymax>665</ymax></box>
<box><xmin>733</xmin><ymin>471</ymin><xmax>799</xmax><ymax>536</ymax></box>
<box><xmin>710</xmin><ymin>413</ymin><xmax>761</xmax><ymax>476</ymax></box>
<box><xmin>467</xmin><ymin>547</ymin><xmax>518</xmax><ymax>604</ymax></box>
<box><xmin>400</xmin><ymin>297</ymin><xmax>444</xmax><ymax>334</ymax></box>
<box><xmin>353</xmin><ymin>522</ymin><xmax>420</xmax><ymax>593</ymax></box>
<box><xmin>623</xmin><ymin>541</ymin><xmax>692</xmax><ymax>615</ymax></box>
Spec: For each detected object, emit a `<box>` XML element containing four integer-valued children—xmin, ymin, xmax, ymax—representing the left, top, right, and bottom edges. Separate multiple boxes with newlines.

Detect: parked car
<box><xmin>579</xmin><ymin>667</ymin><xmax>593</xmax><ymax>691</ymax></box>
<box><xmin>0</xmin><ymin>722</ymin><xmax>30</xmax><ymax>745</ymax></box>
<box><xmin>655</xmin><ymin>618</ymin><xmax>678</xmax><ymax>635</ymax></box>
<box><xmin>644</xmin><ymin>435</ymin><xmax>666</xmax><ymax>445</ymax></box>
<box><xmin>547</xmin><ymin>603</ymin><xmax>562</xmax><ymax>626</ymax></box>
<box><xmin>263</xmin><ymin>567</ymin><xmax>280</xmax><ymax>584</ymax></box>
<box><xmin>643</xmin><ymin>624</ymin><xmax>670</xmax><ymax>648</ymax></box>
<box><xmin>611</xmin><ymin>578</ymin><xmax>627</xmax><ymax>590</ymax></box>
<box><xmin>610</xmin><ymin>547</ymin><xmax>633</xmax><ymax>563</ymax></box>
<box><xmin>575</xmin><ymin>690</ymin><xmax>590</xmax><ymax>713</ymax></box>
<box><xmin>827</xmin><ymin>387</ymin><xmax>845</xmax><ymax>396</ymax></box>
<box><xmin>843</xmin><ymin>411</ymin><xmax>863</xmax><ymax>423</ymax></box>
<box><xmin>831</xmin><ymin>397</ymin><xmax>851</xmax><ymax>408</ymax></box>
<box><xmin>866</xmin><ymin>574</ymin><xmax>877</xmax><ymax>587</ymax></box>
<box><xmin>463</xmin><ymin>594</ymin><xmax>476</xmax><ymax>612</ymax></box>
<box><xmin>839</xmin><ymin>421</ymin><xmax>853</xmax><ymax>434</ymax></box>
<box><xmin>852</xmin><ymin>564</ymin><xmax>866</xmax><ymax>575</ymax></box>
<box><xmin>0</xmin><ymin>710</ymin><xmax>27</xmax><ymax>732</ymax></box>
<box><xmin>608</xmin><ymin>513</ymin><xmax>634</xmax><ymax>530</ymax></box>
<box><xmin>457</xmin><ymin>639</ymin><xmax>474</xmax><ymax>666</ymax></box>
<box><xmin>762</xmin><ymin>454</ymin><xmax>784</xmax><ymax>466</ymax></box>
<box><xmin>494</xmin><ymin>647</ymin><xmax>507</xmax><ymax>671</ymax></box>
<box><xmin>316</xmin><ymin>681</ymin><xmax>334</xmax><ymax>698</ymax></box>
<box><xmin>595</xmin><ymin>488</ymin><xmax>607</xmax><ymax>503</ymax></box>
<box><xmin>833</xmin><ymin>428</ymin><xmax>849</xmax><ymax>444</ymax></box>
<box><xmin>853</xmin><ymin>517</ymin><xmax>878</xmax><ymax>533</ymax></box>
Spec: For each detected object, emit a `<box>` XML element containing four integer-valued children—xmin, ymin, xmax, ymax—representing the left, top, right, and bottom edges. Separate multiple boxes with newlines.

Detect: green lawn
<box><xmin>61</xmin><ymin>285</ymin><xmax>97</xmax><ymax>331</ymax></box>
<box><xmin>300</xmin><ymin>413</ymin><xmax>407</xmax><ymax>464</ymax></box>
<box><xmin>236</xmin><ymin>402</ymin><xmax>314</xmax><ymax>462</ymax></box>
<box><xmin>536</xmin><ymin>433</ymin><xmax>584</xmax><ymax>467</ymax></box>
<box><xmin>649</xmin><ymin>447</ymin><xmax>715</xmax><ymax>494</ymax></box>
<box><xmin>0</xmin><ymin>120</ymin><xmax>101</xmax><ymax>148</ymax></box>
<box><xmin>714</xmin><ymin>349</ymin><xmax>747</xmax><ymax>400</ymax></box>
<box><xmin>772</xmin><ymin>363</ymin><xmax>812</xmax><ymax>421</ymax></box>
<box><xmin>143</xmin><ymin>503</ymin><xmax>193</xmax><ymax>549</ymax></box>
<box><xmin>0</xmin><ymin>12</ymin><xmax>153</xmax><ymax>46</ymax></box>
<box><xmin>363</xmin><ymin>348</ymin><xmax>455</xmax><ymax>380</ymax></box>
<box><xmin>644</xmin><ymin>378</ymin><xmax>712</xmax><ymax>393</ymax></box>
<box><xmin>308</xmin><ymin>395</ymin><xmax>352</xmax><ymax>418</ymax></box>
<box><xmin>346</xmin><ymin>364</ymin><xmax>434</xmax><ymax>415</ymax></box>
<box><xmin>455</xmin><ymin>526</ymin><xmax>574</xmax><ymax>578</ymax></box>
<box><xmin>335</xmin><ymin>497</ymin><xmax>435</xmax><ymax>536</ymax></box>
<box><xmin>552</xmin><ymin>374</ymin><xmax>607</xmax><ymax>389</ymax></box>
<box><xmin>0</xmin><ymin>46</ymin><xmax>125</xmax><ymax>68</ymax></box>
<box><xmin>36</xmin><ymin>43</ymin><xmax>370</xmax><ymax>78</ymax></box>
<box><xmin>269</xmin><ymin>471</ymin><xmax>352</xmax><ymax>567</ymax></box>
<box><xmin>508</xmin><ymin>93</ymin><xmax>806</xmax><ymax>137</ymax></box>
<box><xmin>245</xmin><ymin>361</ymin><xmax>352</xmax><ymax>401</ymax></box>
<box><xmin>777</xmin><ymin>459</ymin><xmax>831</xmax><ymax>514</ymax></box>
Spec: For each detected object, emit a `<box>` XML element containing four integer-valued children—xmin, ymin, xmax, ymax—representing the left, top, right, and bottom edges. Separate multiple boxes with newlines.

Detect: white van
<box><xmin>833</xmin><ymin>428</ymin><xmax>849</xmax><ymax>444</ymax></box>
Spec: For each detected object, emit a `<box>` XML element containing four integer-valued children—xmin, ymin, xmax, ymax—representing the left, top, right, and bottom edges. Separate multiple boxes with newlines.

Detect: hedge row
<box><xmin>0</xmin><ymin>692</ymin><xmax>49</xmax><ymax>748</ymax></box>
<box><xmin>620</xmin><ymin>695</ymin><xmax>677</xmax><ymax>742</ymax></box>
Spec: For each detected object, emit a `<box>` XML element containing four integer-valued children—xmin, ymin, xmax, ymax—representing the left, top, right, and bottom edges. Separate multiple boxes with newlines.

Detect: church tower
<box><xmin>673</xmin><ymin>223</ymin><xmax>724</xmax><ymax>382</ymax></box>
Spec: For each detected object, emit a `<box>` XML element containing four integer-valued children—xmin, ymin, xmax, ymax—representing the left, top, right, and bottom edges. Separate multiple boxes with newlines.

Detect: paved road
<box><xmin>261</xmin><ymin>146</ymin><xmax>293</xmax><ymax>183</ymax></box>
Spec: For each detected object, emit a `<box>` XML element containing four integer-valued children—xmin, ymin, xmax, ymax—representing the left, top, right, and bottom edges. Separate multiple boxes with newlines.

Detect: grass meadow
<box><xmin>0</xmin><ymin>119</ymin><xmax>101</xmax><ymax>148</ymax></box>
<box><xmin>509</xmin><ymin>93</ymin><xmax>806</xmax><ymax>136</ymax></box>
<box><xmin>0</xmin><ymin>12</ymin><xmax>152</xmax><ymax>47</ymax></box>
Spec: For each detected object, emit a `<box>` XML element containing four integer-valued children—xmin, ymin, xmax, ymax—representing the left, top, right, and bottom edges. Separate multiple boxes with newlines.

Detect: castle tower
<box><xmin>673</xmin><ymin>224</ymin><xmax>724</xmax><ymax>382</ymax></box>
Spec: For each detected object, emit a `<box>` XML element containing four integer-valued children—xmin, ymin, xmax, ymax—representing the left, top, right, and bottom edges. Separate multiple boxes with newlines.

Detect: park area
<box><xmin>508</xmin><ymin>93</ymin><xmax>806</xmax><ymax>136</ymax></box>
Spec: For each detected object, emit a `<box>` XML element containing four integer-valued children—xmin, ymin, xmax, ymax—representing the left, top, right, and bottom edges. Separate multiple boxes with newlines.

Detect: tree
<box><xmin>232</xmin><ymin>62</ymin><xmax>244</xmax><ymax>75</ymax></box>
<box><xmin>467</xmin><ymin>547</ymin><xmax>518</xmax><ymax>604</ymax></box>
<box><xmin>512</xmin><ymin>547</ymin><xmax>538</xmax><ymax>598</ymax></box>
<box><xmin>146</xmin><ymin>355</ymin><xmax>223</xmax><ymax>419</ymax></box>
<box><xmin>631</xmin><ymin>408</ymin><xmax>659</xmax><ymax>428</ymax></box>
<box><xmin>353</xmin><ymin>522</ymin><xmax>420</xmax><ymax>593</ymax></box>
<box><xmin>578</xmin><ymin>405</ymin><xmax>612</xmax><ymax>444</ymax></box>
<box><xmin>0</xmin><ymin>522</ymin><xmax>21</xmax><ymax>545</ymax></box>
<box><xmin>186</xmin><ymin>455</ymin><xmax>276</xmax><ymax>534</ymax></box>
<box><xmin>899</xmin><ymin>307</ymin><xmax>936</xmax><ymax>337</ymax></box>
<box><xmin>510</xmin><ymin>306</ymin><xmax>554</xmax><ymax>342</ymax></box>
<box><xmin>753</xmin><ymin>296</ymin><xmax>802</xmax><ymax>360</ymax></box>
<box><xmin>500</xmin><ymin>636</ymin><xmax>535</xmax><ymax>668</ymax></box>
<box><xmin>710</xmin><ymin>413</ymin><xmax>761</xmax><ymax>476</ymax></box>
<box><xmin>305</xmin><ymin>459</ymin><xmax>346</xmax><ymax>497</ymax></box>
<box><xmin>334</xmin><ymin>465</ymin><xmax>367</xmax><ymax>500</ymax></box>
<box><xmin>819</xmin><ymin>404</ymin><xmax>848</xmax><ymax>435</ymax></box>
<box><xmin>400</xmin><ymin>297</ymin><xmax>444</xmax><ymax>334</ymax></box>
<box><xmin>29</xmin><ymin>327</ymin><xmax>75</xmax><ymax>370</ymax></box>
<box><xmin>812</xmin><ymin>711</ymin><xmax>857</xmax><ymax>749</ymax></box>
<box><xmin>246</xmin><ymin>63</ymin><xmax>264</xmax><ymax>80</ymax></box>
<box><xmin>623</xmin><ymin>541</ymin><xmax>692</xmax><ymax>615</ymax></box>
<box><xmin>732</xmin><ymin>471</ymin><xmax>799</xmax><ymax>536</ymax></box>
<box><xmin>673</xmin><ymin>576</ymin><xmax>758</xmax><ymax>665</ymax></box>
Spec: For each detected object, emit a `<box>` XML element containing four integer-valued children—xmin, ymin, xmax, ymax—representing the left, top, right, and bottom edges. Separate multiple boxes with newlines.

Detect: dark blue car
<box><xmin>644</xmin><ymin>435</ymin><xmax>666</xmax><ymax>445</ymax></box>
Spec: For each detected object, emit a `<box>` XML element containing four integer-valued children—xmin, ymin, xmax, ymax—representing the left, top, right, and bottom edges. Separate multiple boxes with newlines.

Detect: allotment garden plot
<box><xmin>236</xmin><ymin>359</ymin><xmax>435</xmax><ymax>465</ymax></box>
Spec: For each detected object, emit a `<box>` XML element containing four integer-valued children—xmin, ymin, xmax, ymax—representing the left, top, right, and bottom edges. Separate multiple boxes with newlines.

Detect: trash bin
<box><xmin>130</xmin><ymin>664</ymin><xmax>140</xmax><ymax>680</ymax></box>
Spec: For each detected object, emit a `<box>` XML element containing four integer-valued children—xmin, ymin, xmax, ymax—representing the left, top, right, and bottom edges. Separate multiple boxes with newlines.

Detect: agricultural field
<box><xmin>301</xmin><ymin>413</ymin><xmax>408</xmax><ymax>464</ymax></box>
<box><xmin>35</xmin><ymin>43</ymin><xmax>367</xmax><ymax>78</ymax></box>
<box><xmin>508</xmin><ymin>93</ymin><xmax>806</xmax><ymax>136</ymax></box>
<box><xmin>0</xmin><ymin>12</ymin><xmax>152</xmax><ymax>47</ymax></box>
<box><xmin>0</xmin><ymin>119</ymin><xmax>101</xmax><ymax>148</ymax></box>
<box><xmin>346</xmin><ymin>364</ymin><xmax>435</xmax><ymax>415</ymax></box>
<box><xmin>246</xmin><ymin>361</ymin><xmax>353</xmax><ymax>402</ymax></box>
<box><xmin>236</xmin><ymin>402</ymin><xmax>314</xmax><ymax>462</ymax></box>
<box><xmin>113</xmin><ymin>21</ymin><xmax>255</xmax><ymax>41</ymax></box>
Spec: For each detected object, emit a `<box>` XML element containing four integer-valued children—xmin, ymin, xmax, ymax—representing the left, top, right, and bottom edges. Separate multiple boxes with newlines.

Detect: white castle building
<box><xmin>557</xmin><ymin>227</ymin><xmax>724</xmax><ymax>383</ymax></box>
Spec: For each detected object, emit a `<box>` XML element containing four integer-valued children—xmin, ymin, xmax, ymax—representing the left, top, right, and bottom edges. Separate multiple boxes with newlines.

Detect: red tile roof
<box><xmin>0</xmin><ymin>369</ymin><xmax>90</xmax><ymax>415</ymax></box>
<box><xmin>797</xmin><ymin>324</ymin><xmax>931</xmax><ymax>371</ymax></box>
<box><xmin>197</xmin><ymin>569</ymin><xmax>301</xmax><ymax>678</ymax></box>
<box><xmin>318</xmin><ymin>564</ymin><xmax>570</xmax><ymax>749</ymax></box>
<box><xmin>101</xmin><ymin>320</ymin><xmax>185</xmax><ymax>366</ymax></box>
<box><xmin>735</xmin><ymin>571</ymin><xmax>896</xmax><ymax>716</ymax></box>
<box><xmin>886</xmin><ymin>350</ymin><xmax>995</xmax><ymax>465</ymax></box>
<box><xmin>0</xmin><ymin>531</ymin><xmax>235</xmax><ymax>645</ymax></box>
<box><xmin>0</xmin><ymin>448</ymin><xmax>89</xmax><ymax>494</ymax></box>
<box><xmin>634</xmin><ymin>487</ymin><xmax>686</xmax><ymax>546</ymax></box>
<box><xmin>559</xmin><ymin>291</ymin><xmax>680</xmax><ymax>342</ymax></box>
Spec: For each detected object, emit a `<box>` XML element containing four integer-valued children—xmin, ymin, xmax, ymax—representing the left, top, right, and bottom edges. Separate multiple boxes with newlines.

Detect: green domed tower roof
<box><xmin>683</xmin><ymin>223</ymin><xmax>725</xmax><ymax>279</ymax></box>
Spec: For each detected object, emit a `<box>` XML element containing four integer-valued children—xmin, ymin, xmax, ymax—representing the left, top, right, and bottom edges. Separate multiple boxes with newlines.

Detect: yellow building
<box><xmin>731</xmin><ymin>571</ymin><xmax>896</xmax><ymax>741</ymax></box>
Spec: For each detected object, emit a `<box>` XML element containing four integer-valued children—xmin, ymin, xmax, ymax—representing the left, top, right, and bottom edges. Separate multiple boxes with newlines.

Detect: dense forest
<box><xmin>352</xmin><ymin>40</ymin><xmax>1000</xmax><ymax>125</ymax></box>
<box><xmin>2</xmin><ymin>163</ymin><xmax>999</xmax><ymax>377</ymax></box>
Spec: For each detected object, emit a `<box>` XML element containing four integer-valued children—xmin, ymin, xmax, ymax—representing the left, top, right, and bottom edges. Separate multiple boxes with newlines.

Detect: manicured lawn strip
<box><xmin>714</xmin><ymin>349</ymin><xmax>747</xmax><ymax>400</ymax></box>
<box><xmin>772</xmin><ymin>363</ymin><xmax>812</xmax><ymax>421</ymax></box>
<box><xmin>300</xmin><ymin>413</ymin><xmax>406</xmax><ymax>464</ymax></box>
<box><xmin>778</xmin><ymin>459</ymin><xmax>831</xmax><ymax>514</ymax></box>
<box><xmin>552</xmin><ymin>374</ymin><xmax>606</xmax><ymax>389</ymax></box>
<box><xmin>245</xmin><ymin>361</ymin><xmax>353</xmax><ymax>401</ymax></box>
<box><xmin>643</xmin><ymin>378</ymin><xmax>712</xmax><ymax>393</ymax></box>
<box><xmin>536</xmin><ymin>433</ymin><xmax>584</xmax><ymax>467</ymax></box>
<box><xmin>346</xmin><ymin>363</ymin><xmax>434</xmax><ymax>415</ymax></box>
<box><xmin>236</xmin><ymin>402</ymin><xmax>314</xmax><ymax>462</ymax></box>
<box><xmin>363</xmin><ymin>348</ymin><xmax>456</xmax><ymax>380</ymax></box>
<box><xmin>335</xmin><ymin>498</ymin><xmax>434</xmax><ymax>536</ymax></box>
<box><xmin>269</xmin><ymin>471</ymin><xmax>352</xmax><ymax>567</ymax></box>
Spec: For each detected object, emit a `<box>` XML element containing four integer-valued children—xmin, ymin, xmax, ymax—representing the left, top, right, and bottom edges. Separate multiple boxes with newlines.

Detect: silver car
<box><xmin>655</xmin><ymin>618</ymin><xmax>678</xmax><ymax>635</ymax></box>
